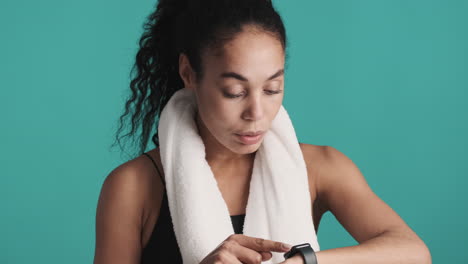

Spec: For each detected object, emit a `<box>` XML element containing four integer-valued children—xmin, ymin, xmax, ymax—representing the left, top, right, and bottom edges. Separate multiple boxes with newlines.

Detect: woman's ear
<box><xmin>179</xmin><ymin>53</ymin><xmax>197</xmax><ymax>90</ymax></box>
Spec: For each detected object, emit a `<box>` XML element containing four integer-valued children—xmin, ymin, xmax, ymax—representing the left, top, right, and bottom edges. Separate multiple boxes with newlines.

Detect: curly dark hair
<box><xmin>111</xmin><ymin>0</ymin><xmax>288</xmax><ymax>158</ymax></box>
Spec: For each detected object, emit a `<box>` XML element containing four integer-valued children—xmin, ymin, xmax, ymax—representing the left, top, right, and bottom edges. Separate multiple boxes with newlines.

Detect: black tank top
<box><xmin>141</xmin><ymin>153</ymin><xmax>246</xmax><ymax>264</ymax></box>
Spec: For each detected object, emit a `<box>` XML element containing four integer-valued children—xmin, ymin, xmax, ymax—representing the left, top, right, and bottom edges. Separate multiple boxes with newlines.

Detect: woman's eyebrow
<box><xmin>219</xmin><ymin>69</ymin><xmax>284</xmax><ymax>82</ymax></box>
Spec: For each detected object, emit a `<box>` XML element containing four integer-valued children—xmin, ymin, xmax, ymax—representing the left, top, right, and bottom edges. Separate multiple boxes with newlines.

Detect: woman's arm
<box><xmin>308</xmin><ymin>146</ymin><xmax>430</xmax><ymax>264</ymax></box>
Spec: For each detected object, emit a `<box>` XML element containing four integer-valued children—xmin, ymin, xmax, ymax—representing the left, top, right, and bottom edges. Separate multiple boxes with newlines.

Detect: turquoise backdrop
<box><xmin>1</xmin><ymin>0</ymin><xmax>467</xmax><ymax>263</ymax></box>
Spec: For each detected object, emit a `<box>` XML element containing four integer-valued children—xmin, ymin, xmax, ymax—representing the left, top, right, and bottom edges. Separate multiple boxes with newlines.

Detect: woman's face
<box><xmin>180</xmin><ymin>27</ymin><xmax>285</xmax><ymax>156</ymax></box>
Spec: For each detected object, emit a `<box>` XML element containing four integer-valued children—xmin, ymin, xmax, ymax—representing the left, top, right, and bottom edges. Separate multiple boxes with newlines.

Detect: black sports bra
<box><xmin>140</xmin><ymin>152</ymin><xmax>245</xmax><ymax>264</ymax></box>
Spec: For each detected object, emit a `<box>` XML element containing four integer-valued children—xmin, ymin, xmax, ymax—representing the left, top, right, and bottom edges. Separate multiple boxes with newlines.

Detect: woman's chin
<box><xmin>231</xmin><ymin>139</ymin><xmax>263</xmax><ymax>154</ymax></box>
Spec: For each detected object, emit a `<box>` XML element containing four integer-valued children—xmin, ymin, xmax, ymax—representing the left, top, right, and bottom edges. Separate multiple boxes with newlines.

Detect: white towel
<box><xmin>158</xmin><ymin>88</ymin><xmax>320</xmax><ymax>263</ymax></box>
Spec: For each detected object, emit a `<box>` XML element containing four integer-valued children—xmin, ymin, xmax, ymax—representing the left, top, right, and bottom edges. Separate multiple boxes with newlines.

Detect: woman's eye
<box><xmin>224</xmin><ymin>90</ymin><xmax>283</xmax><ymax>99</ymax></box>
<box><xmin>224</xmin><ymin>92</ymin><xmax>244</xmax><ymax>98</ymax></box>
<box><xmin>265</xmin><ymin>90</ymin><xmax>283</xmax><ymax>95</ymax></box>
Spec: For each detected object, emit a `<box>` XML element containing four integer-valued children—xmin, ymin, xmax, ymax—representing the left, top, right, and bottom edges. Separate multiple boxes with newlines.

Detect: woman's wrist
<box><xmin>314</xmin><ymin>251</ymin><xmax>325</xmax><ymax>264</ymax></box>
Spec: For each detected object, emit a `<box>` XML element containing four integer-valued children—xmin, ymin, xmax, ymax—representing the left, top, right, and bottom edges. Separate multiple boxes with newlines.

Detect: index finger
<box><xmin>230</xmin><ymin>234</ymin><xmax>292</xmax><ymax>253</ymax></box>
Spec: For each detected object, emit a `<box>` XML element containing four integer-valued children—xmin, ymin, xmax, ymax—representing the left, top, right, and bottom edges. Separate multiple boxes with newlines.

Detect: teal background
<box><xmin>1</xmin><ymin>0</ymin><xmax>467</xmax><ymax>263</ymax></box>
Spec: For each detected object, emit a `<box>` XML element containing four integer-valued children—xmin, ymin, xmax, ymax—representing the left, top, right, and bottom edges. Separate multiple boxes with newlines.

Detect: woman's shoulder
<box><xmin>95</xmin><ymin>149</ymin><xmax>166</xmax><ymax>255</ymax></box>
<box><xmin>298</xmin><ymin>143</ymin><xmax>352</xmax><ymax>211</ymax></box>
<box><xmin>299</xmin><ymin>142</ymin><xmax>378</xmax><ymax>217</ymax></box>
<box><xmin>298</xmin><ymin>142</ymin><xmax>348</xmax><ymax>178</ymax></box>
<box><xmin>298</xmin><ymin>142</ymin><xmax>330</xmax><ymax>180</ymax></box>
<box><xmin>108</xmin><ymin>148</ymin><xmax>166</xmax><ymax>222</ymax></box>
<box><xmin>298</xmin><ymin>143</ymin><xmax>328</xmax><ymax>197</ymax></box>
<box><xmin>101</xmin><ymin>149</ymin><xmax>165</xmax><ymax>206</ymax></box>
<box><xmin>299</xmin><ymin>142</ymin><xmax>328</xmax><ymax>158</ymax></box>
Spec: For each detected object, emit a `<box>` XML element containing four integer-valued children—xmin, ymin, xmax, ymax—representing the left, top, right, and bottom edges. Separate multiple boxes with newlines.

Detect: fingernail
<box><xmin>282</xmin><ymin>243</ymin><xmax>292</xmax><ymax>250</ymax></box>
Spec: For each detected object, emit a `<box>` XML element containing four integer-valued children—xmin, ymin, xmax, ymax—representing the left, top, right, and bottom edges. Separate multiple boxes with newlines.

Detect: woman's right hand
<box><xmin>199</xmin><ymin>234</ymin><xmax>292</xmax><ymax>264</ymax></box>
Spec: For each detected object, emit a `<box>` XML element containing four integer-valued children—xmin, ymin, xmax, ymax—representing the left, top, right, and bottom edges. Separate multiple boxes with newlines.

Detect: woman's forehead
<box><xmin>201</xmin><ymin>33</ymin><xmax>284</xmax><ymax>78</ymax></box>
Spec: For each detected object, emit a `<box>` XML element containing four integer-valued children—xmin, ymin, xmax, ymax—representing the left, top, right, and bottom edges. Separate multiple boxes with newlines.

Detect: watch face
<box><xmin>283</xmin><ymin>243</ymin><xmax>312</xmax><ymax>259</ymax></box>
<box><xmin>283</xmin><ymin>243</ymin><xmax>310</xmax><ymax>258</ymax></box>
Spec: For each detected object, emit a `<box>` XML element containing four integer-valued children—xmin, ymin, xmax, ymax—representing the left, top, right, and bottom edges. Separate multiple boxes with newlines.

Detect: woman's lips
<box><xmin>235</xmin><ymin>132</ymin><xmax>264</xmax><ymax>145</ymax></box>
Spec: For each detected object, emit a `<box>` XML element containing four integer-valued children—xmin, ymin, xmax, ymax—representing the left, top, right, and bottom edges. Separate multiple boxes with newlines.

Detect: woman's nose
<box><xmin>242</xmin><ymin>94</ymin><xmax>264</xmax><ymax>121</ymax></box>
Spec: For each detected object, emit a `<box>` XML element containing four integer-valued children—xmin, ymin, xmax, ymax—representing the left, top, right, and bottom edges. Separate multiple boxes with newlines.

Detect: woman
<box><xmin>94</xmin><ymin>0</ymin><xmax>431</xmax><ymax>263</ymax></box>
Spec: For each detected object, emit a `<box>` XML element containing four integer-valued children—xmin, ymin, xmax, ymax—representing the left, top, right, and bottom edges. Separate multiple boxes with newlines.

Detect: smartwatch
<box><xmin>283</xmin><ymin>243</ymin><xmax>318</xmax><ymax>264</ymax></box>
